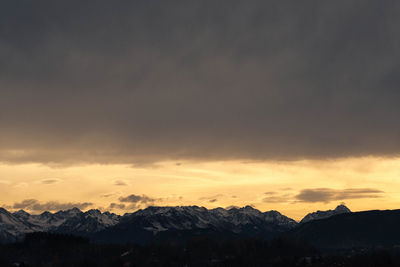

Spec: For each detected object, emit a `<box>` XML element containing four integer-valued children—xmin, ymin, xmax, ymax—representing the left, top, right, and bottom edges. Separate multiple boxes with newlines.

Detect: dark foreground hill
<box><xmin>288</xmin><ymin>209</ymin><xmax>400</xmax><ymax>250</ymax></box>
<box><xmin>2</xmin><ymin>232</ymin><xmax>400</xmax><ymax>267</ymax></box>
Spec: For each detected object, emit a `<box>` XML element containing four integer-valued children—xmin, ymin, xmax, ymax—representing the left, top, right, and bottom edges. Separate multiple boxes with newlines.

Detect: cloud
<box><xmin>260</xmin><ymin>188</ymin><xmax>384</xmax><ymax>204</ymax></box>
<box><xmin>113</xmin><ymin>180</ymin><xmax>128</xmax><ymax>186</ymax></box>
<box><xmin>199</xmin><ymin>194</ymin><xmax>224</xmax><ymax>201</ymax></box>
<box><xmin>295</xmin><ymin>188</ymin><xmax>384</xmax><ymax>203</ymax></box>
<box><xmin>1</xmin><ymin>1</ymin><xmax>400</xmax><ymax>165</ymax></box>
<box><xmin>13</xmin><ymin>199</ymin><xmax>92</xmax><ymax>212</ymax></box>
<box><xmin>108</xmin><ymin>203</ymin><xmax>126</xmax><ymax>210</ymax></box>
<box><xmin>119</xmin><ymin>194</ymin><xmax>156</xmax><ymax>204</ymax></box>
<box><xmin>13</xmin><ymin>199</ymin><xmax>37</xmax><ymax>209</ymax></box>
<box><xmin>118</xmin><ymin>194</ymin><xmax>160</xmax><ymax>210</ymax></box>
<box><xmin>263</xmin><ymin>193</ymin><xmax>294</xmax><ymax>204</ymax></box>
<box><xmin>199</xmin><ymin>194</ymin><xmax>224</xmax><ymax>203</ymax></box>
<box><xmin>101</xmin><ymin>192</ymin><xmax>120</xmax><ymax>198</ymax></box>
<box><xmin>40</xmin><ymin>178</ymin><xmax>62</xmax><ymax>184</ymax></box>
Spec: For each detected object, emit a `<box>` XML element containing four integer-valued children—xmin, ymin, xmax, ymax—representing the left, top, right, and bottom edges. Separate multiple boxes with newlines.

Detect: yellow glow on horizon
<box><xmin>0</xmin><ymin>156</ymin><xmax>399</xmax><ymax>221</ymax></box>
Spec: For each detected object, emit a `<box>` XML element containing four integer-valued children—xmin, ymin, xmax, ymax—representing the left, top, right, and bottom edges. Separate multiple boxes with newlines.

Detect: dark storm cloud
<box><xmin>13</xmin><ymin>199</ymin><xmax>92</xmax><ymax>212</ymax></box>
<box><xmin>296</xmin><ymin>188</ymin><xmax>384</xmax><ymax>203</ymax></box>
<box><xmin>1</xmin><ymin>1</ymin><xmax>400</xmax><ymax>165</ymax></box>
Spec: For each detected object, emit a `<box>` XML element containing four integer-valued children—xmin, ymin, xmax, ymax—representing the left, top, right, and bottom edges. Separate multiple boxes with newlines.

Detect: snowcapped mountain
<box><xmin>0</xmin><ymin>208</ymin><xmax>38</xmax><ymax>243</ymax></box>
<box><xmin>300</xmin><ymin>204</ymin><xmax>351</xmax><ymax>224</ymax></box>
<box><xmin>92</xmin><ymin>205</ymin><xmax>298</xmax><ymax>244</ymax></box>
<box><xmin>13</xmin><ymin>208</ymin><xmax>85</xmax><ymax>231</ymax></box>
<box><xmin>56</xmin><ymin>209</ymin><xmax>120</xmax><ymax>234</ymax></box>
<box><xmin>1</xmin><ymin>208</ymin><xmax>120</xmax><ymax>243</ymax></box>
<box><xmin>0</xmin><ymin>205</ymin><xmax>300</xmax><ymax>244</ymax></box>
<box><xmin>124</xmin><ymin>205</ymin><xmax>296</xmax><ymax>233</ymax></box>
<box><xmin>1</xmin><ymin>205</ymin><xmax>355</xmax><ymax>244</ymax></box>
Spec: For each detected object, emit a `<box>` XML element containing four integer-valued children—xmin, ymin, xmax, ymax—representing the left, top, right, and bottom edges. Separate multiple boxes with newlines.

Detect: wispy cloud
<box><xmin>118</xmin><ymin>194</ymin><xmax>160</xmax><ymax>210</ymax></box>
<box><xmin>40</xmin><ymin>178</ymin><xmax>62</xmax><ymax>184</ymax></box>
<box><xmin>295</xmin><ymin>188</ymin><xmax>384</xmax><ymax>203</ymax></box>
<box><xmin>101</xmin><ymin>192</ymin><xmax>120</xmax><ymax>198</ymax></box>
<box><xmin>260</xmin><ymin>187</ymin><xmax>384</xmax><ymax>204</ymax></box>
<box><xmin>262</xmin><ymin>192</ymin><xmax>294</xmax><ymax>204</ymax></box>
<box><xmin>108</xmin><ymin>203</ymin><xmax>126</xmax><ymax>210</ymax></box>
<box><xmin>13</xmin><ymin>199</ymin><xmax>92</xmax><ymax>212</ymax></box>
<box><xmin>199</xmin><ymin>194</ymin><xmax>224</xmax><ymax>203</ymax></box>
<box><xmin>119</xmin><ymin>194</ymin><xmax>156</xmax><ymax>204</ymax></box>
<box><xmin>113</xmin><ymin>180</ymin><xmax>129</xmax><ymax>186</ymax></box>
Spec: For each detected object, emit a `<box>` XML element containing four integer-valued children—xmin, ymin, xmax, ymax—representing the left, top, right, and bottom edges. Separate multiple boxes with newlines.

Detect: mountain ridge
<box><xmin>1</xmin><ymin>204</ymin><xmax>352</xmax><ymax>244</ymax></box>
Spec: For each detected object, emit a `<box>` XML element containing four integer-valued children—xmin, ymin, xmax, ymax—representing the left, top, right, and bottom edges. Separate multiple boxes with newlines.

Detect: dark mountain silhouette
<box><xmin>288</xmin><ymin>209</ymin><xmax>400</xmax><ymax>250</ymax></box>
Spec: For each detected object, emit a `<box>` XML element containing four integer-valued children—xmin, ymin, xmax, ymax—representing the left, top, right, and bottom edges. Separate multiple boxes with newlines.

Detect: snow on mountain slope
<box><xmin>5</xmin><ymin>208</ymin><xmax>121</xmax><ymax>240</ymax></box>
<box><xmin>56</xmin><ymin>209</ymin><xmax>120</xmax><ymax>233</ymax></box>
<box><xmin>4</xmin><ymin>204</ymin><xmax>350</xmax><ymax>244</ymax></box>
<box><xmin>118</xmin><ymin>205</ymin><xmax>297</xmax><ymax>235</ymax></box>
<box><xmin>13</xmin><ymin>208</ymin><xmax>86</xmax><ymax>231</ymax></box>
<box><xmin>300</xmin><ymin>204</ymin><xmax>351</xmax><ymax>223</ymax></box>
<box><xmin>0</xmin><ymin>208</ymin><xmax>38</xmax><ymax>243</ymax></box>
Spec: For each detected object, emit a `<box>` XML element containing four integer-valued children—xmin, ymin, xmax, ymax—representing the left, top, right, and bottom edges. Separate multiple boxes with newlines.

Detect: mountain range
<box><xmin>4</xmin><ymin>204</ymin><xmax>398</xmax><ymax>250</ymax></box>
<box><xmin>0</xmin><ymin>204</ymin><xmax>350</xmax><ymax>245</ymax></box>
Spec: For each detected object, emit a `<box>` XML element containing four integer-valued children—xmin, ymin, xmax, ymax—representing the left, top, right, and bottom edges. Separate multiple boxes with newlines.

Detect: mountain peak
<box><xmin>40</xmin><ymin>211</ymin><xmax>53</xmax><ymax>217</ymax></box>
<box><xmin>335</xmin><ymin>204</ymin><xmax>351</xmax><ymax>213</ymax></box>
<box><xmin>13</xmin><ymin>209</ymin><xmax>30</xmax><ymax>219</ymax></box>
<box><xmin>54</xmin><ymin>207</ymin><xmax>82</xmax><ymax>217</ymax></box>
<box><xmin>70</xmin><ymin>207</ymin><xmax>82</xmax><ymax>212</ymax></box>
<box><xmin>300</xmin><ymin>204</ymin><xmax>351</xmax><ymax>223</ymax></box>
<box><xmin>0</xmin><ymin>207</ymin><xmax>9</xmax><ymax>214</ymax></box>
<box><xmin>65</xmin><ymin>207</ymin><xmax>82</xmax><ymax>214</ymax></box>
<box><xmin>239</xmin><ymin>205</ymin><xmax>262</xmax><ymax>216</ymax></box>
<box><xmin>86</xmin><ymin>209</ymin><xmax>101</xmax><ymax>215</ymax></box>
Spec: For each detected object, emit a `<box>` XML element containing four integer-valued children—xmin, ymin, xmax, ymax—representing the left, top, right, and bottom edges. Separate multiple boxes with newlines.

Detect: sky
<box><xmin>1</xmin><ymin>1</ymin><xmax>400</xmax><ymax>220</ymax></box>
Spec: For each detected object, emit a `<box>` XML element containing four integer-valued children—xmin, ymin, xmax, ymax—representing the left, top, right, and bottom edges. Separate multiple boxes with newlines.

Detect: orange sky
<box><xmin>1</xmin><ymin>156</ymin><xmax>399</xmax><ymax>221</ymax></box>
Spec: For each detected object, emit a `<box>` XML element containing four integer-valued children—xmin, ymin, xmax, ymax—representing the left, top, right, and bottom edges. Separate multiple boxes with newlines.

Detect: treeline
<box><xmin>0</xmin><ymin>232</ymin><xmax>399</xmax><ymax>266</ymax></box>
